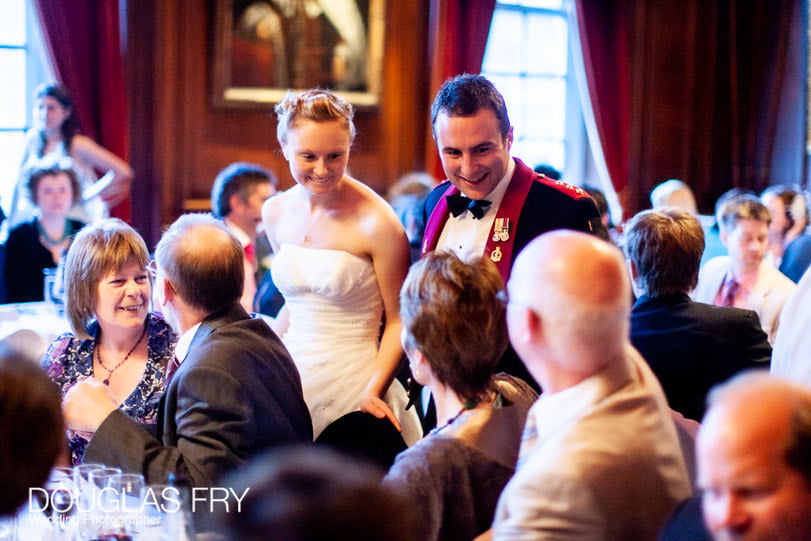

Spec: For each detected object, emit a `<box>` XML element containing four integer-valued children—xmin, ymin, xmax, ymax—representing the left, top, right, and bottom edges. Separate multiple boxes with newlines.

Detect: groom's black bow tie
<box><xmin>446</xmin><ymin>194</ymin><xmax>492</xmax><ymax>219</ymax></box>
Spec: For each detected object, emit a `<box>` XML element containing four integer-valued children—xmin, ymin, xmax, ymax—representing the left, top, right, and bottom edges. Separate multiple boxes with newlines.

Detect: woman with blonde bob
<box><xmin>42</xmin><ymin>219</ymin><xmax>176</xmax><ymax>464</ymax></box>
<box><xmin>262</xmin><ymin>89</ymin><xmax>420</xmax><ymax>443</ymax></box>
<box><xmin>382</xmin><ymin>252</ymin><xmax>537</xmax><ymax>541</ymax></box>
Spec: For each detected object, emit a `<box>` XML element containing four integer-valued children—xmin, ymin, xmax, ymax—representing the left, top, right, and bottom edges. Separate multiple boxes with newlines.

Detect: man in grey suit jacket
<box><xmin>63</xmin><ymin>214</ymin><xmax>312</xmax><ymax>491</ymax></box>
<box><xmin>487</xmin><ymin>231</ymin><xmax>690</xmax><ymax>540</ymax></box>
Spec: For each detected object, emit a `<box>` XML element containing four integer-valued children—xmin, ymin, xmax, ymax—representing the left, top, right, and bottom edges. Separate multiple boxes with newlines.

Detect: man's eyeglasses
<box><xmin>147</xmin><ymin>260</ymin><xmax>177</xmax><ymax>294</ymax></box>
<box><xmin>496</xmin><ymin>289</ymin><xmax>509</xmax><ymax>305</ymax></box>
<box><xmin>496</xmin><ymin>289</ymin><xmax>531</xmax><ymax>311</ymax></box>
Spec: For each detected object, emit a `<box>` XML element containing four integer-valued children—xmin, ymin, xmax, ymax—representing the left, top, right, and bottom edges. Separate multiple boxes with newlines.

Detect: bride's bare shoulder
<box><xmin>343</xmin><ymin>180</ymin><xmax>404</xmax><ymax>239</ymax></box>
<box><xmin>264</xmin><ymin>186</ymin><xmax>301</xmax><ymax>216</ymax></box>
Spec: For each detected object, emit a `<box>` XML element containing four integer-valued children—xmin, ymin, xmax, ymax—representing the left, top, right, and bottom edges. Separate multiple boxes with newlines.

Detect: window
<box><xmin>0</xmin><ymin>0</ymin><xmax>52</xmax><ymax>216</ymax></box>
<box><xmin>482</xmin><ymin>0</ymin><xmax>588</xmax><ymax>183</ymax></box>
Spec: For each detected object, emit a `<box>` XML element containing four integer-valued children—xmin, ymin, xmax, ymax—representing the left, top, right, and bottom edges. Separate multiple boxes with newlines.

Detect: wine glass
<box><xmin>72</xmin><ymin>463</ymin><xmax>105</xmax><ymax>494</ymax></box>
<box><xmin>74</xmin><ymin>464</ymin><xmax>120</xmax><ymax>539</ymax></box>
<box><xmin>103</xmin><ymin>473</ymin><xmax>146</xmax><ymax>538</ymax></box>
<box><xmin>141</xmin><ymin>484</ymin><xmax>178</xmax><ymax>538</ymax></box>
<box><xmin>88</xmin><ymin>467</ymin><xmax>124</xmax><ymax>493</ymax></box>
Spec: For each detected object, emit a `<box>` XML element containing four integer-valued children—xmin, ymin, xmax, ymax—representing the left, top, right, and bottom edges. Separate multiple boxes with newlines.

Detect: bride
<box><xmin>262</xmin><ymin>89</ymin><xmax>421</xmax><ymax>443</ymax></box>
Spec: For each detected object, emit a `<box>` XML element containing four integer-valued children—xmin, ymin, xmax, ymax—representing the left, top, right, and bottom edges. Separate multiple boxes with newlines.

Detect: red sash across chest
<box><xmin>421</xmin><ymin>167</ymin><xmax>533</xmax><ymax>281</ymax></box>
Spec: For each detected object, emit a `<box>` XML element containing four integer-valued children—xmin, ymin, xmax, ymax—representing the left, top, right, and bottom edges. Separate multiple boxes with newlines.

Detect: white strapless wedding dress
<box><xmin>272</xmin><ymin>244</ymin><xmax>421</xmax><ymax>443</ymax></box>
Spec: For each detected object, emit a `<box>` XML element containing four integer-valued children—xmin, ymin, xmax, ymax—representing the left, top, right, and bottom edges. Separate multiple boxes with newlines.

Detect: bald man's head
<box><xmin>506</xmin><ymin>231</ymin><xmax>631</xmax><ymax>386</ymax></box>
<box><xmin>650</xmin><ymin>179</ymin><xmax>698</xmax><ymax>215</ymax></box>
<box><xmin>698</xmin><ymin>373</ymin><xmax>811</xmax><ymax>541</ymax></box>
<box><xmin>155</xmin><ymin>213</ymin><xmax>244</xmax><ymax>314</ymax></box>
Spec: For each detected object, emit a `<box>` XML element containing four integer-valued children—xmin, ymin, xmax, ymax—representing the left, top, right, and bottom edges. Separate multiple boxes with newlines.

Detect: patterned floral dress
<box><xmin>42</xmin><ymin>313</ymin><xmax>177</xmax><ymax>464</ymax></box>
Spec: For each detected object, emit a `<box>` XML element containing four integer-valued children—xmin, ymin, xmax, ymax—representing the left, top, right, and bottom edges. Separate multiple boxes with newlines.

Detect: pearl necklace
<box><xmin>96</xmin><ymin>324</ymin><xmax>148</xmax><ymax>385</ymax></box>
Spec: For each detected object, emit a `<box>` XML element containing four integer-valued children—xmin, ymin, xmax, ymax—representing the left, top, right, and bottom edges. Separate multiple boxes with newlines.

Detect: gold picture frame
<box><xmin>212</xmin><ymin>0</ymin><xmax>385</xmax><ymax>109</ymax></box>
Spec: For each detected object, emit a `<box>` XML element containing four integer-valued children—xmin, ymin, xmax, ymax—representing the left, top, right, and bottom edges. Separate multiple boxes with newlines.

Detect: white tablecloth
<box><xmin>0</xmin><ymin>302</ymin><xmax>69</xmax><ymax>360</ymax></box>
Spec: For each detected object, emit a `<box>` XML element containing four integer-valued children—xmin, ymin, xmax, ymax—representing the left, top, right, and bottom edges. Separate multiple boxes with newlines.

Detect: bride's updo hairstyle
<box><xmin>275</xmin><ymin>89</ymin><xmax>356</xmax><ymax>145</ymax></box>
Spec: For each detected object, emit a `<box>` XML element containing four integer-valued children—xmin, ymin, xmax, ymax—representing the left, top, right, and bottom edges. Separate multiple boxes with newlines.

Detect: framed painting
<box><xmin>212</xmin><ymin>0</ymin><xmax>385</xmax><ymax>109</ymax></box>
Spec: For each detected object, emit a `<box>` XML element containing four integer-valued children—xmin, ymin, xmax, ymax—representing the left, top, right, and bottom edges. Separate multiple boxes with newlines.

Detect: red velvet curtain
<box><xmin>571</xmin><ymin>0</ymin><xmax>632</xmax><ymax>220</ymax></box>
<box><xmin>33</xmin><ymin>0</ymin><xmax>131</xmax><ymax>222</ymax></box>
<box><xmin>571</xmin><ymin>0</ymin><xmax>805</xmax><ymax>220</ymax></box>
<box><xmin>426</xmin><ymin>0</ymin><xmax>497</xmax><ymax>180</ymax></box>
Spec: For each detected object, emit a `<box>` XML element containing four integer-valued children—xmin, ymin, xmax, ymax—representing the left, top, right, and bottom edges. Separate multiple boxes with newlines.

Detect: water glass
<box><xmin>44</xmin><ymin>467</ymin><xmax>76</xmax><ymax>540</ymax></box>
<box><xmin>42</xmin><ymin>267</ymin><xmax>64</xmax><ymax>315</ymax></box>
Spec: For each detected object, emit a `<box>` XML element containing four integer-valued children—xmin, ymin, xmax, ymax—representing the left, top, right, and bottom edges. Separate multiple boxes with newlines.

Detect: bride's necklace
<box><xmin>302</xmin><ymin>208</ymin><xmax>327</xmax><ymax>244</ymax></box>
<box><xmin>37</xmin><ymin>219</ymin><xmax>70</xmax><ymax>247</ymax></box>
<box><xmin>95</xmin><ymin>324</ymin><xmax>148</xmax><ymax>385</ymax></box>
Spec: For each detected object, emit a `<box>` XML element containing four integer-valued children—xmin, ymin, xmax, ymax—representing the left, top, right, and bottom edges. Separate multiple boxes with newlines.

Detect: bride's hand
<box><xmin>360</xmin><ymin>394</ymin><xmax>402</xmax><ymax>432</ymax></box>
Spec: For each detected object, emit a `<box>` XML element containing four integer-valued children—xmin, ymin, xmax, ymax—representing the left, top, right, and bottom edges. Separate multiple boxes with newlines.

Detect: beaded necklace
<box><xmin>36</xmin><ymin>219</ymin><xmax>71</xmax><ymax>247</ymax></box>
<box><xmin>96</xmin><ymin>324</ymin><xmax>148</xmax><ymax>386</ymax></box>
<box><xmin>428</xmin><ymin>390</ymin><xmax>503</xmax><ymax>436</ymax></box>
<box><xmin>429</xmin><ymin>398</ymin><xmax>481</xmax><ymax>436</ymax></box>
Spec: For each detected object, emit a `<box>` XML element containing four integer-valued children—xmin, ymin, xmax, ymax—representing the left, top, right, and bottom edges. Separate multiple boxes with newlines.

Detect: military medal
<box><xmin>492</xmin><ymin>218</ymin><xmax>510</xmax><ymax>242</ymax></box>
<box><xmin>490</xmin><ymin>246</ymin><xmax>503</xmax><ymax>262</ymax></box>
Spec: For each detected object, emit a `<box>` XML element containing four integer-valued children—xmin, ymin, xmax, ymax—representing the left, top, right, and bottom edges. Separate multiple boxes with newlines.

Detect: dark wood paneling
<box><xmin>126</xmin><ymin>1</ymin><xmax>431</xmax><ymax>246</ymax></box>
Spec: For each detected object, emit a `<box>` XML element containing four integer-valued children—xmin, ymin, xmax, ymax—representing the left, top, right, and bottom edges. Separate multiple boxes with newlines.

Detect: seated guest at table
<box><xmin>383</xmin><ymin>252</ymin><xmax>536</xmax><ymax>541</ymax></box>
<box><xmin>62</xmin><ymin>214</ymin><xmax>312</xmax><ymax>494</ymax></box>
<box><xmin>485</xmin><ymin>231</ymin><xmax>690</xmax><ymax>540</ymax></box>
<box><xmin>650</xmin><ymin>179</ymin><xmax>698</xmax><ymax>214</ymax></box>
<box><xmin>623</xmin><ymin>208</ymin><xmax>771</xmax><ymax>421</ymax></box>
<box><xmin>583</xmin><ymin>184</ymin><xmax>615</xmax><ymax>243</ymax></box>
<box><xmin>211</xmin><ymin>161</ymin><xmax>278</xmax><ymax>313</ymax></box>
<box><xmin>386</xmin><ymin>171</ymin><xmax>436</xmax><ymax>263</ymax></box>
<box><xmin>42</xmin><ymin>218</ymin><xmax>176</xmax><ymax>465</ymax></box>
<box><xmin>694</xmin><ymin>373</ymin><xmax>811</xmax><ymax>540</ymax></box>
<box><xmin>698</xmin><ymin>187</ymin><xmax>756</xmax><ymax>266</ymax></box>
<box><xmin>0</xmin><ymin>344</ymin><xmax>63</xmax><ymax>517</ymax></box>
<box><xmin>220</xmin><ymin>446</ymin><xmax>417</xmax><ymax>541</ymax></box>
<box><xmin>761</xmin><ymin>184</ymin><xmax>811</xmax><ymax>282</ymax></box>
<box><xmin>693</xmin><ymin>195</ymin><xmax>795</xmax><ymax>344</ymax></box>
<box><xmin>3</xmin><ymin>160</ymin><xmax>85</xmax><ymax>303</ymax></box>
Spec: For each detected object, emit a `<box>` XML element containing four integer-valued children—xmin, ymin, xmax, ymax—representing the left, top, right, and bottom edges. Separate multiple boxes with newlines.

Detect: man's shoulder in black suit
<box><xmin>631</xmin><ymin>293</ymin><xmax>771</xmax><ymax>420</ymax></box>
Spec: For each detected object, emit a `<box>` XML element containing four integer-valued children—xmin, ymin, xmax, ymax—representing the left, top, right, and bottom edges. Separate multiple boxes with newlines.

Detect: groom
<box><xmin>421</xmin><ymin>74</ymin><xmax>603</xmax><ymax>282</ymax></box>
<box><xmin>421</xmin><ymin>74</ymin><xmax>603</xmax><ymax>388</ymax></box>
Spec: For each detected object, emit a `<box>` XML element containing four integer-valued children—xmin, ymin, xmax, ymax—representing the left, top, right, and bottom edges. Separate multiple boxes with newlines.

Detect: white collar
<box><xmin>478</xmin><ymin>157</ymin><xmax>515</xmax><ymax>209</ymax></box>
<box><xmin>174</xmin><ymin>322</ymin><xmax>202</xmax><ymax>362</ymax></box>
<box><xmin>223</xmin><ymin>217</ymin><xmax>252</xmax><ymax>247</ymax></box>
<box><xmin>528</xmin><ymin>349</ymin><xmax>633</xmax><ymax>443</ymax></box>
